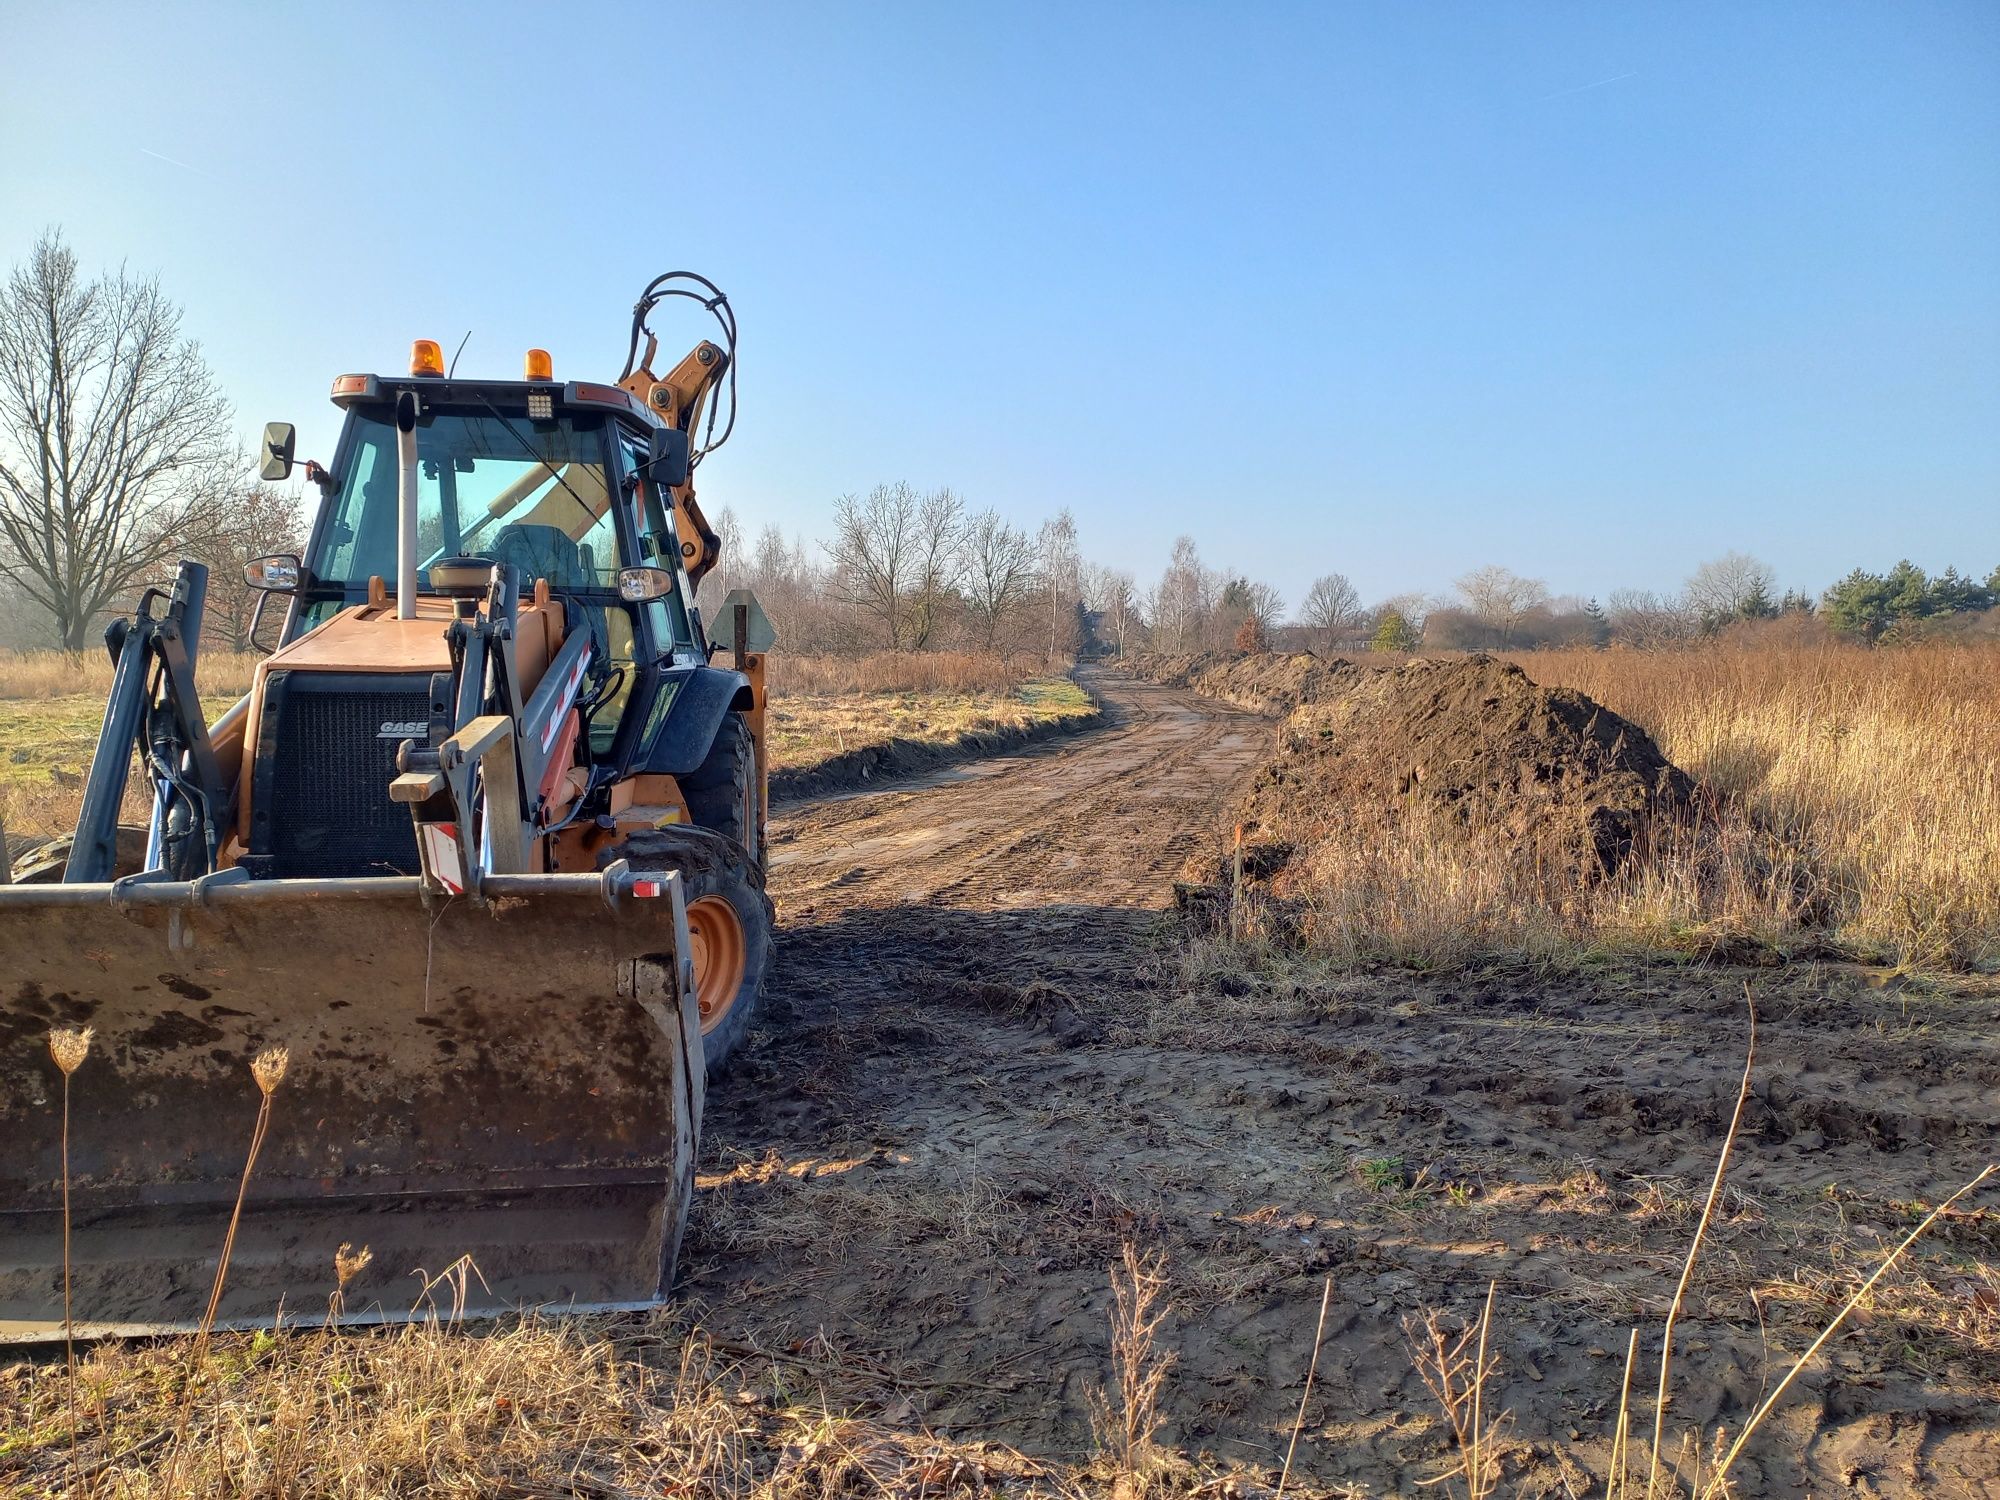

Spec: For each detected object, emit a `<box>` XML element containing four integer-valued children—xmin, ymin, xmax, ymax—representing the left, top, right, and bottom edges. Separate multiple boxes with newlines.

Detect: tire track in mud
<box><xmin>683</xmin><ymin>670</ymin><xmax>2000</xmax><ymax>1500</ymax></box>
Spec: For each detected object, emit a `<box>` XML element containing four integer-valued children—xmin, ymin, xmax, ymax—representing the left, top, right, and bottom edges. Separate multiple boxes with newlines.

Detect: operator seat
<box><xmin>486</xmin><ymin>524</ymin><xmax>616</xmax><ymax>712</ymax></box>
<box><xmin>487</xmin><ymin>523</ymin><xmax>587</xmax><ymax>590</ymax></box>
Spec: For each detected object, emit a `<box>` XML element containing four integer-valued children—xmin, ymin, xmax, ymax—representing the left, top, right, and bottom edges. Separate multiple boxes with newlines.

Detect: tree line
<box><xmin>2</xmin><ymin>231</ymin><xmax>1992</xmax><ymax>661</ymax></box>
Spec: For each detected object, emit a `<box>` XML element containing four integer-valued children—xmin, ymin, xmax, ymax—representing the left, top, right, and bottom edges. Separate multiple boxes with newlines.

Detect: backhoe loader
<box><xmin>0</xmin><ymin>274</ymin><xmax>774</xmax><ymax>1337</ymax></box>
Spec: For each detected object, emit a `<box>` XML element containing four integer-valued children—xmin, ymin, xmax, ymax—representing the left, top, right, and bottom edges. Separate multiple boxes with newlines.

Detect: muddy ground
<box><xmin>684</xmin><ymin>669</ymin><xmax>2000</xmax><ymax>1498</ymax></box>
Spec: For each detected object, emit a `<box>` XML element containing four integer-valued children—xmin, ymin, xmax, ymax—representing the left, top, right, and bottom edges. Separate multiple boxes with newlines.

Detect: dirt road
<box><xmin>685</xmin><ymin>670</ymin><xmax>2000</xmax><ymax>1498</ymax></box>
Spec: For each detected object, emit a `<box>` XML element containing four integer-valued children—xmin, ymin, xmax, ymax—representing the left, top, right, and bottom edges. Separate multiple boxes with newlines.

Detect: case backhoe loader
<box><xmin>0</xmin><ymin>274</ymin><xmax>773</xmax><ymax>1337</ymax></box>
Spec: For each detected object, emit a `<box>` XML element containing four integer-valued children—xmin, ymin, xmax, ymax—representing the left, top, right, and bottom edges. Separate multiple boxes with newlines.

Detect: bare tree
<box><xmin>0</xmin><ymin>230</ymin><xmax>237</xmax><ymax>649</ymax></box>
<box><xmin>1099</xmin><ymin>568</ymin><xmax>1136</xmax><ymax>656</ymax></box>
<box><xmin>1300</xmin><ymin>572</ymin><xmax>1362</xmax><ymax>652</ymax></box>
<box><xmin>1079</xmin><ymin>562</ymin><xmax>1139</xmax><ymax>658</ymax></box>
<box><xmin>1215</xmin><ymin>576</ymin><xmax>1283</xmax><ymax>645</ymax></box>
<box><xmin>1037</xmin><ymin>508</ymin><xmax>1081</xmax><ymax>662</ymax></box>
<box><xmin>1684</xmin><ymin>551</ymin><xmax>1777</xmax><ymax>626</ymax></box>
<box><xmin>963</xmin><ymin>508</ymin><xmax>1038</xmax><ymax>649</ymax></box>
<box><xmin>183</xmin><ymin>482</ymin><xmax>309</xmax><ymax>647</ymax></box>
<box><xmin>829</xmin><ymin>482</ymin><xmax>921</xmax><ymax>648</ymax></box>
<box><xmin>906</xmin><ymin>487</ymin><xmax>970</xmax><ymax>649</ymax></box>
<box><xmin>696</xmin><ymin>504</ymin><xmax>746</xmax><ymax>612</ymax></box>
<box><xmin>826</xmin><ymin>482</ymin><xmax>969</xmax><ymax>649</ymax></box>
<box><xmin>1454</xmin><ymin>565</ymin><xmax>1550</xmax><ymax>646</ymax></box>
<box><xmin>1375</xmin><ymin>591</ymin><xmax>1429</xmax><ymax>633</ymax></box>
<box><xmin>1606</xmin><ymin>587</ymin><xmax>1698</xmax><ymax>649</ymax></box>
<box><xmin>1151</xmin><ymin>535</ymin><xmax>1209</xmax><ymax>651</ymax></box>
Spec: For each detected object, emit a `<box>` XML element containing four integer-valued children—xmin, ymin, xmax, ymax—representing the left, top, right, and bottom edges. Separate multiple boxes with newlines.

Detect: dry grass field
<box><xmin>0</xmin><ymin>652</ymin><xmax>261</xmax><ymax>851</ymax></box>
<box><xmin>1512</xmin><ymin>642</ymin><xmax>2000</xmax><ymax>971</ymax></box>
<box><xmin>764</xmin><ymin>652</ymin><xmax>1091</xmax><ymax>774</ymax></box>
<box><xmin>0</xmin><ymin>649</ymin><xmax>1087</xmax><ymax>853</ymax></box>
<box><xmin>765</xmin><ymin>650</ymin><xmax>1042</xmax><ymax>697</ymax></box>
<box><xmin>769</xmin><ymin>678</ymin><xmax>1093</xmax><ymax>774</ymax></box>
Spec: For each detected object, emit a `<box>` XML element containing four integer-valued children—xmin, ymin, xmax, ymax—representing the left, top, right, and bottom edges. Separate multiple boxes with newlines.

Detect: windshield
<box><xmin>313</xmin><ymin>409</ymin><xmax>621</xmax><ymax>592</ymax></box>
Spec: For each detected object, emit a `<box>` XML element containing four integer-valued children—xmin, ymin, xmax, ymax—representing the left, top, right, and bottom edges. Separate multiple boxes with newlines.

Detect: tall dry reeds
<box><xmin>0</xmin><ymin>648</ymin><xmax>262</xmax><ymax>702</ymax></box>
<box><xmin>164</xmin><ymin>1045</ymin><xmax>290</xmax><ymax>1491</ymax></box>
<box><xmin>1516</xmin><ymin>641</ymin><xmax>2000</xmax><ymax>969</ymax></box>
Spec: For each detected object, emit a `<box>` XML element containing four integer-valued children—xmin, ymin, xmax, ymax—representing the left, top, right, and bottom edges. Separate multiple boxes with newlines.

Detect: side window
<box><xmin>320</xmin><ymin>435</ymin><xmax>393</xmax><ymax>584</ymax></box>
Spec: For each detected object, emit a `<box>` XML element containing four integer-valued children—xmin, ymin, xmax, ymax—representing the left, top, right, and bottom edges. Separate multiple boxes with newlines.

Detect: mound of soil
<box><xmin>1263</xmin><ymin>654</ymin><xmax>1695</xmax><ymax>873</ymax></box>
<box><xmin>1127</xmin><ymin>651</ymin><xmax>1360</xmax><ymax>714</ymax></box>
<box><xmin>1132</xmin><ymin>651</ymin><xmax>1698</xmax><ymax>881</ymax></box>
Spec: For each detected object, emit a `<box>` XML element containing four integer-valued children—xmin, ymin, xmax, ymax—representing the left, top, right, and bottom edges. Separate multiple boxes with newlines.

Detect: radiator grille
<box><xmin>261</xmin><ymin>675</ymin><xmax>429</xmax><ymax>878</ymax></box>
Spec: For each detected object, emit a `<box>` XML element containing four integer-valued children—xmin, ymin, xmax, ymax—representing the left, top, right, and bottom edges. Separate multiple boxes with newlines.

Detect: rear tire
<box><xmin>600</xmin><ymin>825</ymin><xmax>771</xmax><ymax>1073</ymax></box>
<box><xmin>681</xmin><ymin>714</ymin><xmax>760</xmax><ymax>862</ymax></box>
<box><xmin>8</xmin><ymin>824</ymin><xmax>151</xmax><ymax>884</ymax></box>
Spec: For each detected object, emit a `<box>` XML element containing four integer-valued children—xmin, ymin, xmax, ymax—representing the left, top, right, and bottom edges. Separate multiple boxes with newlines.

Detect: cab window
<box><xmin>311</xmin><ymin>409</ymin><xmax>617</xmax><ymax>596</ymax></box>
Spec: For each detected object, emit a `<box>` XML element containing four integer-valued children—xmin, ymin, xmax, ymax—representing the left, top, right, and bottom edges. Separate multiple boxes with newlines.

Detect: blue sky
<box><xmin>3</xmin><ymin>2</ymin><xmax>1995</xmax><ymax>613</ymax></box>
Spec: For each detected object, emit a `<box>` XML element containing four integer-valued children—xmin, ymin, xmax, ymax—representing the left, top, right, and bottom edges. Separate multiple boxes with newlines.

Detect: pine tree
<box><xmin>1821</xmin><ymin>570</ymin><xmax>1894</xmax><ymax>642</ymax></box>
<box><xmin>1582</xmin><ymin>597</ymin><xmax>1611</xmax><ymax>647</ymax></box>
<box><xmin>1926</xmin><ymin>566</ymin><xmax>1994</xmax><ymax>615</ymax></box>
<box><xmin>1371</xmin><ymin>609</ymin><xmax>1418</xmax><ymax>652</ymax></box>
<box><xmin>1883</xmin><ymin>560</ymin><xmax>1931</xmax><ymax>622</ymax></box>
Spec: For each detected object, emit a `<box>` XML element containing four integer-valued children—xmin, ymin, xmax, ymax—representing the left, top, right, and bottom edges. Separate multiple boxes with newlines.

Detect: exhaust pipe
<box><xmin>395</xmin><ymin>391</ymin><xmax>421</xmax><ymax>620</ymax></box>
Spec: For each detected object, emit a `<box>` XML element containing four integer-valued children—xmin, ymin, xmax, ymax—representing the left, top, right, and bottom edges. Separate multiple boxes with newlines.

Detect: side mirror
<box><xmin>244</xmin><ymin>554</ymin><xmax>303</xmax><ymax>592</ymax></box>
<box><xmin>646</xmin><ymin>428</ymin><xmax>691</xmax><ymax>489</ymax></box>
<box><xmin>259</xmin><ymin>422</ymin><xmax>297</xmax><ymax>482</ymax></box>
<box><xmin>617</xmin><ymin>566</ymin><xmax>677</xmax><ymax>603</ymax></box>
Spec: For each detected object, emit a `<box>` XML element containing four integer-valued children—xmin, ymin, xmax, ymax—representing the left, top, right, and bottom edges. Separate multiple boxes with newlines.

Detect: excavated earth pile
<box><xmin>1130</xmin><ymin>650</ymin><xmax>1699</xmax><ymax>891</ymax></box>
<box><xmin>1125</xmin><ymin>650</ymin><xmax>1359</xmax><ymax>714</ymax></box>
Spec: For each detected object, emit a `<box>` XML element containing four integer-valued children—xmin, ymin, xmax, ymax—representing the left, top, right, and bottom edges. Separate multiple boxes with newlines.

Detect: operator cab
<box><xmin>284</xmin><ymin>375</ymin><xmax>705</xmax><ymax>759</ymax></box>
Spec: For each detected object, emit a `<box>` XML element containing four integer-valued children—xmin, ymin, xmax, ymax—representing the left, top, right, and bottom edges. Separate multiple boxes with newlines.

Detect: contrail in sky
<box><xmin>1532</xmin><ymin>71</ymin><xmax>1638</xmax><ymax>103</ymax></box>
<box><xmin>139</xmin><ymin>146</ymin><xmax>212</xmax><ymax>178</ymax></box>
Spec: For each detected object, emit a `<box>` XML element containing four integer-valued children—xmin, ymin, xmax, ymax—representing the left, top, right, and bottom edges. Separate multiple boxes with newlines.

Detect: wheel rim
<box><xmin>686</xmin><ymin>893</ymin><xmax>748</xmax><ymax>1034</ymax></box>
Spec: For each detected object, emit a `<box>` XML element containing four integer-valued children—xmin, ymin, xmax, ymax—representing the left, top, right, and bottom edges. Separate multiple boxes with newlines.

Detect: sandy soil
<box><xmin>683</xmin><ymin>669</ymin><xmax>2000</xmax><ymax>1498</ymax></box>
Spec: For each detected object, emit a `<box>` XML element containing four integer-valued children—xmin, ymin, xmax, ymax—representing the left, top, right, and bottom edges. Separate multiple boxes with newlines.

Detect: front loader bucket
<box><xmin>0</xmin><ymin>865</ymin><xmax>702</xmax><ymax>1340</ymax></box>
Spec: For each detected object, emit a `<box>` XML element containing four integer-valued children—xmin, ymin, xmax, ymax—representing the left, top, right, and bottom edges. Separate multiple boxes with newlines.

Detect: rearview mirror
<box><xmin>244</xmin><ymin>553</ymin><xmax>302</xmax><ymax>592</ymax></box>
<box><xmin>259</xmin><ymin>422</ymin><xmax>296</xmax><ymax>482</ymax></box>
<box><xmin>646</xmin><ymin>428</ymin><xmax>691</xmax><ymax>488</ymax></box>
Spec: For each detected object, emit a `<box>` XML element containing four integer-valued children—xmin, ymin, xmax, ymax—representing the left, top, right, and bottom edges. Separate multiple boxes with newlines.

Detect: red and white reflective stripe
<box><xmin>632</xmin><ymin>878</ymin><xmax>665</xmax><ymax>898</ymax></box>
<box><xmin>420</xmin><ymin>822</ymin><xmax>466</xmax><ymax>895</ymax></box>
<box><xmin>540</xmin><ymin>644</ymin><xmax>592</xmax><ymax>753</ymax></box>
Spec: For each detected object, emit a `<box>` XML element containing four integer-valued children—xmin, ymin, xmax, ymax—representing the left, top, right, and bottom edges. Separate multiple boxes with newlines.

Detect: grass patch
<box><xmin>767</xmin><ymin>677</ymin><xmax>1092</xmax><ymax>772</ymax></box>
<box><xmin>0</xmin><ymin>1316</ymin><xmax>1044</xmax><ymax>1497</ymax></box>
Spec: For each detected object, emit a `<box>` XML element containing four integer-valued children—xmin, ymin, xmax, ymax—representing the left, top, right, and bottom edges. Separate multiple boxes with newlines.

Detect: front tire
<box><xmin>600</xmin><ymin>825</ymin><xmax>771</xmax><ymax>1072</ymax></box>
<box><xmin>681</xmin><ymin>713</ymin><xmax>760</xmax><ymax>862</ymax></box>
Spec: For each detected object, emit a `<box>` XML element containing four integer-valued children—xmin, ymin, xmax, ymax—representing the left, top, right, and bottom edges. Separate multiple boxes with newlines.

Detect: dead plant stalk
<box><xmin>1646</xmin><ymin>984</ymin><xmax>1756</xmax><ymax>1498</ymax></box>
<box><xmin>1103</xmin><ymin>1241</ymin><xmax>1175</xmax><ymax>1488</ymax></box>
<box><xmin>163</xmin><ymin>1045</ymin><xmax>289</xmax><ymax>1490</ymax></box>
<box><xmin>47</xmin><ymin>1026</ymin><xmax>93</xmax><ymax>1482</ymax></box>
<box><xmin>1699</xmin><ymin>1162</ymin><xmax>1998</xmax><ymax>1498</ymax></box>
<box><xmin>1277</xmin><ymin>1275</ymin><xmax>1334</xmax><ymax>1496</ymax></box>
